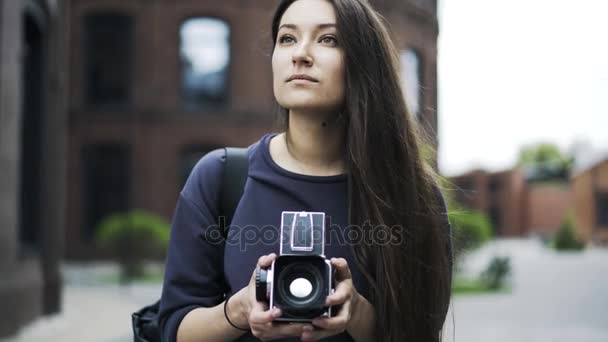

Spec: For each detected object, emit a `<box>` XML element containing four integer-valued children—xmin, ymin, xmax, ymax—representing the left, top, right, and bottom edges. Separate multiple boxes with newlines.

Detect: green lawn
<box><xmin>452</xmin><ymin>277</ymin><xmax>511</xmax><ymax>295</ymax></box>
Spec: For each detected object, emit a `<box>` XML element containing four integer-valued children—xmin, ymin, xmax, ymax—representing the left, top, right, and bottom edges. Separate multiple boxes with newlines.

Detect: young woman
<box><xmin>159</xmin><ymin>0</ymin><xmax>453</xmax><ymax>341</ymax></box>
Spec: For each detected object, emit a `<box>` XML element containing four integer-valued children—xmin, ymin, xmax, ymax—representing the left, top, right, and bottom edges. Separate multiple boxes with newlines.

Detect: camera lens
<box><xmin>289</xmin><ymin>278</ymin><xmax>313</xmax><ymax>298</ymax></box>
<box><xmin>277</xmin><ymin>261</ymin><xmax>324</xmax><ymax>308</ymax></box>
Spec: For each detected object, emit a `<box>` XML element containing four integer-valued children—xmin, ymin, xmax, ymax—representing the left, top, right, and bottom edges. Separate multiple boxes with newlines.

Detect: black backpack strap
<box><xmin>219</xmin><ymin>147</ymin><xmax>249</xmax><ymax>237</ymax></box>
<box><xmin>132</xmin><ymin>147</ymin><xmax>249</xmax><ymax>342</ymax></box>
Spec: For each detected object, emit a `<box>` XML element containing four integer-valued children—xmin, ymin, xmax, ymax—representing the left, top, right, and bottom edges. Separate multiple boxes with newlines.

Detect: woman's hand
<box><xmin>239</xmin><ymin>253</ymin><xmax>309</xmax><ymax>341</ymax></box>
<box><xmin>300</xmin><ymin>257</ymin><xmax>361</xmax><ymax>342</ymax></box>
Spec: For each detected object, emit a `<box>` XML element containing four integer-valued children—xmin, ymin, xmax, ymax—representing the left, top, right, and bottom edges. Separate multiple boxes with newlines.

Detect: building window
<box><xmin>84</xmin><ymin>12</ymin><xmax>133</xmax><ymax>107</ymax></box>
<box><xmin>596</xmin><ymin>192</ymin><xmax>608</xmax><ymax>227</ymax></box>
<box><xmin>83</xmin><ymin>144</ymin><xmax>130</xmax><ymax>240</ymax></box>
<box><xmin>400</xmin><ymin>49</ymin><xmax>422</xmax><ymax>118</ymax></box>
<box><xmin>180</xmin><ymin>17</ymin><xmax>230</xmax><ymax>110</ymax></box>
<box><xmin>489</xmin><ymin>205</ymin><xmax>501</xmax><ymax>234</ymax></box>
<box><xmin>180</xmin><ymin>145</ymin><xmax>220</xmax><ymax>189</ymax></box>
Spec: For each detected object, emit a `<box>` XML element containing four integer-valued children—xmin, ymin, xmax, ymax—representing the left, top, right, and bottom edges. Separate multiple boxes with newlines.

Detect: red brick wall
<box><xmin>525</xmin><ymin>184</ymin><xmax>572</xmax><ymax>236</ymax></box>
<box><xmin>572</xmin><ymin>160</ymin><xmax>608</xmax><ymax>243</ymax></box>
<box><xmin>65</xmin><ymin>0</ymin><xmax>440</xmax><ymax>259</ymax></box>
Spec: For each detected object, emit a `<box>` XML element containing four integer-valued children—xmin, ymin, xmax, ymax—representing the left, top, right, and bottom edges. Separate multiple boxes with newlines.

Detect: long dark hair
<box><xmin>271</xmin><ymin>1</ymin><xmax>452</xmax><ymax>341</ymax></box>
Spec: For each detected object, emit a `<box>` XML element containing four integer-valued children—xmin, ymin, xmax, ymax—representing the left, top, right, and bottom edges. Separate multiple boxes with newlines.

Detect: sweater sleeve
<box><xmin>158</xmin><ymin>148</ymin><xmax>228</xmax><ymax>342</ymax></box>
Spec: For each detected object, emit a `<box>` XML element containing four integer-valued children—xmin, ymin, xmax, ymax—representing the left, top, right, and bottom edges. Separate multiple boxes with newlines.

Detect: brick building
<box><xmin>450</xmin><ymin>168</ymin><xmax>527</xmax><ymax>236</ymax></box>
<box><xmin>572</xmin><ymin>158</ymin><xmax>608</xmax><ymax>244</ymax></box>
<box><xmin>0</xmin><ymin>0</ymin><xmax>68</xmax><ymax>336</ymax></box>
<box><xmin>1</xmin><ymin>0</ymin><xmax>442</xmax><ymax>335</ymax></box>
<box><xmin>450</xmin><ymin>168</ymin><xmax>573</xmax><ymax>239</ymax></box>
<box><xmin>64</xmin><ymin>0</ymin><xmax>443</xmax><ymax>259</ymax></box>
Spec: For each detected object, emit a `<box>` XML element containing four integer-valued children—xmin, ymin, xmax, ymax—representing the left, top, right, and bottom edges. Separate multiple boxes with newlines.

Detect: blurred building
<box><xmin>451</xmin><ymin>168</ymin><xmax>573</xmax><ymax>239</ymax></box>
<box><xmin>451</xmin><ymin>168</ymin><xmax>527</xmax><ymax>236</ymax></box>
<box><xmin>64</xmin><ymin>0</ymin><xmax>443</xmax><ymax>259</ymax></box>
<box><xmin>572</xmin><ymin>158</ymin><xmax>608</xmax><ymax>244</ymax></box>
<box><xmin>0</xmin><ymin>0</ymin><xmax>68</xmax><ymax>337</ymax></box>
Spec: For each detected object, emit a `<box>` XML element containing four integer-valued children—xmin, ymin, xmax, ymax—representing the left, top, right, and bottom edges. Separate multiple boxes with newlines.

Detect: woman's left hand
<box><xmin>300</xmin><ymin>257</ymin><xmax>361</xmax><ymax>342</ymax></box>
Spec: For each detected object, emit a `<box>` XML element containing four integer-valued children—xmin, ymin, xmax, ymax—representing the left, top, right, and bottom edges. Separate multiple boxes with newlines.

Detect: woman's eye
<box><xmin>279</xmin><ymin>35</ymin><xmax>295</xmax><ymax>44</ymax></box>
<box><xmin>320</xmin><ymin>35</ymin><xmax>338</xmax><ymax>45</ymax></box>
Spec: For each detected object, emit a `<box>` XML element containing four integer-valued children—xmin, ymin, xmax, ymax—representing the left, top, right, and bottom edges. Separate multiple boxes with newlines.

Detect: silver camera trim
<box><xmin>279</xmin><ymin>211</ymin><xmax>326</xmax><ymax>257</ymax></box>
<box><xmin>290</xmin><ymin>211</ymin><xmax>314</xmax><ymax>252</ymax></box>
<box><xmin>268</xmin><ymin>258</ymin><xmax>333</xmax><ymax>322</ymax></box>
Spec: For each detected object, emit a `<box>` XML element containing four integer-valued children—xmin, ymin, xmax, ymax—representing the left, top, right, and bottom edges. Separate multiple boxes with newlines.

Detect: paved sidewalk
<box><xmin>1</xmin><ymin>264</ymin><xmax>162</xmax><ymax>342</ymax></box>
<box><xmin>442</xmin><ymin>239</ymin><xmax>608</xmax><ymax>342</ymax></box>
<box><xmin>3</xmin><ymin>239</ymin><xmax>608</xmax><ymax>341</ymax></box>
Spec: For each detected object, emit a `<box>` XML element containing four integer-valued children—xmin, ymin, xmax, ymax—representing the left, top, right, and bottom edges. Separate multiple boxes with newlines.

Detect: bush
<box><xmin>448</xmin><ymin>209</ymin><xmax>493</xmax><ymax>263</ymax></box>
<box><xmin>96</xmin><ymin>210</ymin><xmax>170</xmax><ymax>283</ymax></box>
<box><xmin>553</xmin><ymin>212</ymin><xmax>585</xmax><ymax>251</ymax></box>
<box><xmin>480</xmin><ymin>256</ymin><xmax>511</xmax><ymax>290</ymax></box>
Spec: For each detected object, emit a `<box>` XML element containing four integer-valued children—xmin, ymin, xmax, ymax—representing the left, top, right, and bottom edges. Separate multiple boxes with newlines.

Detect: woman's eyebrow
<box><xmin>278</xmin><ymin>23</ymin><xmax>337</xmax><ymax>31</ymax></box>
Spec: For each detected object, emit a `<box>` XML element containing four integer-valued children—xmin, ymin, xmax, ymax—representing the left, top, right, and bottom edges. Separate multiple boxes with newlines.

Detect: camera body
<box><xmin>256</xmin><ymin>211</ymin><xmax>335</xmax><ymax>322</ymax></box>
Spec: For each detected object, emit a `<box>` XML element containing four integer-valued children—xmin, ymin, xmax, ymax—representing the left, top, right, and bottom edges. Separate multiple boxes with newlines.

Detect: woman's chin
<box><xmin>279</xmin><ymin>99</ymin><xmax>340</xmax><ymax>113</ymax></box>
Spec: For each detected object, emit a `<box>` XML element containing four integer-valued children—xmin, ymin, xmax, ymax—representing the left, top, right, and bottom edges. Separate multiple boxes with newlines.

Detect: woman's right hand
<box><xmin>239</xmin><ymin>253</ymin><xmax>310</xmax><ymax>341</ymax></box>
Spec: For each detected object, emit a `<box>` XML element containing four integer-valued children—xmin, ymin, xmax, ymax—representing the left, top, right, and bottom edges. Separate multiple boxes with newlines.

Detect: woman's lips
<box><xmin>289</xmin><ymin>78</ymin><xmax>317</xmax><ymax>84</ymax></box>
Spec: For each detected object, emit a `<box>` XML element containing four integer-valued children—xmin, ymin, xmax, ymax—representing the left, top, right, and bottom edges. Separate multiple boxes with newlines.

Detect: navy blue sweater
<box><xmin>158</xmin><ymin>132</ymin><xmax>451</xmax><ymax>342</ymax></box>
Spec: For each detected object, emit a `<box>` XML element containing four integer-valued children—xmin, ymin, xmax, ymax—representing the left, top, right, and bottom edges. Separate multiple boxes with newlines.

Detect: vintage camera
<box><xmin>255</xmin><ymin>211</ymin><xmax>335</xmax><ymax>322</ymax></box>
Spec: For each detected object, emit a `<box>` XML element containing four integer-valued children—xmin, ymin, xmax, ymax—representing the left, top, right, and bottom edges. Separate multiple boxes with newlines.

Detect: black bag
<box><xmin>132</xmin><ymin>147</ymin><xmax>249</xmax><ymax>342</ymax></box>
<box><xmin>132</xmin><ymin>300</ymin><xmax>161</xmax><ymax>342</ymax></box>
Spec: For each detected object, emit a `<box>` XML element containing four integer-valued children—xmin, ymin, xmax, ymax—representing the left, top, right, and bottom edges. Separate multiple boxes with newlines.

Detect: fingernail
<box><xmin>273</xmin><ymin>308</ymin><xmax>281</xmax><ymax>317</ymax></box>
<box><xmin>303</xmin><ymin>325</ymin><xmax>314</xmax><ymax>331</ymax></box>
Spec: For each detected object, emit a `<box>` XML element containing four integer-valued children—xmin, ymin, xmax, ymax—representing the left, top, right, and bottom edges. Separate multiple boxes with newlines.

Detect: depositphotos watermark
<box><xmin>203</xmin><ymin>216</ymin><xmax>406</xmax><ymax>251</ymax></box>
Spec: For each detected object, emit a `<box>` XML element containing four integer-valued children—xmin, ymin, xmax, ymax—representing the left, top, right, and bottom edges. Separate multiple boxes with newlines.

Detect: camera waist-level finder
<box><xmin>256</xmin><ymin>211</ymin><xmax>335</xmax><ymax>322</ymax></box>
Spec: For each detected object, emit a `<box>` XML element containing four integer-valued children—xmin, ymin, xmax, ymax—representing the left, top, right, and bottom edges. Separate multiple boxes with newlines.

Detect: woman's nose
<box><xmin>292</xmin><ymin>42</ymin><xmax>313</xmax><ymax>66</ymax></box>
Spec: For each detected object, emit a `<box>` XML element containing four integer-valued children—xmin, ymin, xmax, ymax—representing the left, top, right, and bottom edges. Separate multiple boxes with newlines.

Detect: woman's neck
<box><xmin>280</xmin><ymin>109</ymin><xmax>346</xmax><ymax>176</ymax></box>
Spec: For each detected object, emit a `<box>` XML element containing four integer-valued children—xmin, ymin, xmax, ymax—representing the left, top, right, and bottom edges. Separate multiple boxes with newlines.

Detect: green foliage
<box><xmin>480</xmin><ymin>256</ymin><xmax>511</xmax><ymax>290</ymax></box>
<box><xmin>96</xmin><ymin>210</ymin><xmax>170</xmax><ymax>282</ymax></box>
<box><xmin>518</xmin><ymin>143</ymin><xmax>564</xmax><ymax>165</ymax></box>
<box><xmin>553</xmin><ymin>211</ymin><xmax>585</xmax><ymax>251</ymax></box>
<box><xmin>453</xmin><ymin>256</ymin><xmax>512</xmax><ymax>294</ymax></box>
<box><xmin>517</xmin><ymin>143</ymin><xmax>574</xmax><ymax>181</ymax></box>
<box><xmin>448</xmin><ymin>209</ymin><xmax>493</xmax><ymax>262</ymax></box>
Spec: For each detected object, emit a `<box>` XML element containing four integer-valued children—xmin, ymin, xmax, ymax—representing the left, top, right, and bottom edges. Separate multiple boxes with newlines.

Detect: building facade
<box><xmin>0</xmin><ymin>0</ymin><xmax>68</xmax><ymax>336</ymax></box>
<box><xmin>450</xmin><ymin>168</ymin><xmax>573</xmax><ymax>239</ymax></box>
<box><xmin>65</xmin><ymin>0</ymin><xmax>442</xmax><ymax>259</ymax></box>
<box><xmin>572</xmin><ymin>159</ymin><xmax>608</xmax><ymax>244</ymax></box>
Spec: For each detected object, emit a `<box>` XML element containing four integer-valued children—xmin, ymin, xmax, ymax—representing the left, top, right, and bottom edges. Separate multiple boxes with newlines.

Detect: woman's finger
<box><xmin>258</xmin><ymin>253</ymin><xmax>277</xmax><ymax>268</ymax></box>
<box><xmin>325</xmin><ymin>279</ymin><xmax>352</xmax><ymax>306</ymax></box>
<box><xmin>269</xmin><ymin>322</ymin><xmax>309</xmax><ymax>339</ymax></box>
<box><xmin>301</xmin><ymin>323</ymin><xmax>337</xmax><ymax>342</ymax></box>
<box><xmin>312</xmin><ymin>299</ymin><xmax>350</xmax><ymax>331</ymax></box>
<box><xmin>250</xmin><ymin>253</ymin><xmax>277</xmax><ymax>284</ymax></box>
<box><xmin>331</xmin><ymin>258</ymin><xmax>352</xmax><ymax>280</ymax></box>
<box><xmin>249</xmin><ymin>305</ymin><xmax>281</xmax><ymax>325</ymax></box>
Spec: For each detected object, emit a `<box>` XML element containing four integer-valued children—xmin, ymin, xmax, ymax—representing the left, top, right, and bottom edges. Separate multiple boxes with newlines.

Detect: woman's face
<box><xmin>272</xmin><ymin>0</ymin><xmax>345</xmax><ymax>114</ymax></box>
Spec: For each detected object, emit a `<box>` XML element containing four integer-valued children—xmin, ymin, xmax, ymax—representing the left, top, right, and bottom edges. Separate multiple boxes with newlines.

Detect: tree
<box><xmin>517</xmin><ymin>143</ymin><xmax>574</xmax><ymax>181</ymax></box>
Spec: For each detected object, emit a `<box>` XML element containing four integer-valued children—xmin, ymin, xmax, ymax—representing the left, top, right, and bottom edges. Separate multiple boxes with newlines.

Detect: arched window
<box><xmin>84</xmin><ymin>12</ymin><xmax>133</xmax><ymax>107</ymax></box>
<box><xmin>400</xmin><ymin>49</ymin><xmax>422</xmax><ymax>118</ymax></box>
<box><xmin>180</xmin><ymin>17</ymin><xmax>230</xmax><ymax>110</ymax></box>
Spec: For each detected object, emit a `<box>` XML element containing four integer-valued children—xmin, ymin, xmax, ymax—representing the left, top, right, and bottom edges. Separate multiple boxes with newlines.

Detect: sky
<box><xmin>437</xmin><ymin>0</ymin><xmax>608</xmax><ymax>176</ymax></box>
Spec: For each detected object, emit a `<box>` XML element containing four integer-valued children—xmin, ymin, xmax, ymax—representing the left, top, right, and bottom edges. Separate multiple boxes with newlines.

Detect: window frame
<box><xmin>178</xmin><ymin>16</ymin><xmax>232</xmax><ymax>112</ymax></box>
